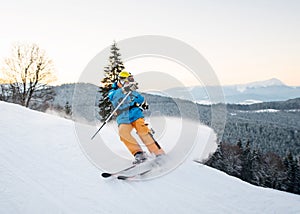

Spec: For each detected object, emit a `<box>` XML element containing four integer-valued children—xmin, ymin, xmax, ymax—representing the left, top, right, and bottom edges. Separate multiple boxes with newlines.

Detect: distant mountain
<box><xmin>165</xmin><ymin>78</ymin><xmax>300</xmax><ymax>104</ymax></box>
<box><xmin>235</xmin><ymin>78</ymin><xmax>285</xmax><ymax>92</ymax></box>
<box><xmin>52</xmin><ymin>83</ymin><xmax>99</xmax><ymax>107</ymax></box>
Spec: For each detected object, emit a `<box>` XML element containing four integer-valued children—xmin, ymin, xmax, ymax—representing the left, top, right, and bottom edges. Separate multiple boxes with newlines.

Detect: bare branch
<box><xmin>1</xmin><ymin>42</ymin><xmax>57</xmax><ymax>107</ymax></box>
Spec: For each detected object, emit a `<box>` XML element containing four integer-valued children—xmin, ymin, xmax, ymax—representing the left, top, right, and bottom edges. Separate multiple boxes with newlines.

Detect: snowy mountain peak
<box><xmin>249</xmin><ymin>78</ymin><xmax>285</xmax><ymax>87</ymax></box>
<box><xmin>236</xmin><ymin>78</ymin><xmax>285</xmax><ymax>92</ymax></box>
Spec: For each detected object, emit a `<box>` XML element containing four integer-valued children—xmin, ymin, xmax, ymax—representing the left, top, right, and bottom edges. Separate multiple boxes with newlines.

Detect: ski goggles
<box><xmin>119</xmin><ymin>75</ymin><xmax>135</xmax><ymax>85</ymax></box>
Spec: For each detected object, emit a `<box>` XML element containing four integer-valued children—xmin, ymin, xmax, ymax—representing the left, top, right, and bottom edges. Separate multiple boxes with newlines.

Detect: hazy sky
<box><xmin>0</xmin><ymin>0</ymin><xmax>299</xmax><ymax>86</ymax></box>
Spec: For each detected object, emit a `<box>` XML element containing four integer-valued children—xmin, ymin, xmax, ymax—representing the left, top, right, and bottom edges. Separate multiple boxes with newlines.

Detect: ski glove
<box><xmin>140</xmin><ymin>100</ymin><xmax>149</xmax><ymax>110</ymax></box>
<box><xmin>123</xmin><ymin>82</ymin><xmax>138</xmax><ymax>93</ymax></box>
<box><xmin>132</xmin><ymin>100</ymin><xmax>149</xmax><ymax>111</ymax></box>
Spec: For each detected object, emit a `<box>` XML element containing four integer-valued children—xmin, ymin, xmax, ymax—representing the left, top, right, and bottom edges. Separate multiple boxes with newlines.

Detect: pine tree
<box><xmin>205</xmin><ymin>142</ymin><xmax>225</xmax><ymax>170</ymax></box>
<box><xmin>64</xmin><ymin>101</ymin><xmax>72</xmax><ymax>117</ymax></box>
<box><xmin>240</xmin><ymin>140</ymin><xmax>253</xmax><ymax>182</ymax></box>
<box><xmin>283</xmin><ymin>152</ymin><xmax>299</xmax><ymax>193</ymax></box>
<box><xmin>263</xmin><ymin>152</ymin><xmax>285</xmax><ymax>189</ymax></box>
<box><xmin>98</xmin><ymin>41</ymin><xmax>125</xmax><ymax>121</ymax></box>
<box><xmin>250</xmin><ymin>149</ymin><xmax>266</xmax><ymax>186</ymax></box>
<box><xmin>295</xmin><ymin>158</ymin><xmax>300</xmax><ymax>194</ymax></box>
<box><xmin>237</xmin><ymin>139</ymin><xmax>242</xmax><ymax>149</ymax></box>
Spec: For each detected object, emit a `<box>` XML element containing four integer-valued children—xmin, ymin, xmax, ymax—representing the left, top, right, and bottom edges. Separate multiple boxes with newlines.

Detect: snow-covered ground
<box><xmin>0</xmin><ymin>101</ymin><xmax>299</xmax><ymax>214</ymax></box>
<box><xmin>237</xmin><ymin>109</ymin><xmax>281</xmax><ymax>113</ymax></box>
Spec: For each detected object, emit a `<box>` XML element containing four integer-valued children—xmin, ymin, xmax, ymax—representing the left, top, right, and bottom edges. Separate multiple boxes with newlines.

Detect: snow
<box><xmin>237</xmin><ymin>109</ymin><xmax>281</xmax><ymax>114</ymax></box>
<box><xmin>236</xmin><ymin>78</ymin><xmax>285</xmax><ymax>93</ymax></box>
<box><xmin>238</xmin><ymin>99</ymin><xmax>263</xmax><ymax>105</ymax></box>
<box><xmin>254</xmin><ymin>109</ymin><xmax>281</xmax><ymax>113</ymax></box>
<box><xmin>0</xmin><ymin>101</ymin><xmax>299</xmax><ymax>214</ymax></box>
<box><xmin>285</xmin><ymin>109</ymin><xmax>300</xmax><ymax>112</ymax></box>
<box><xmin>195</xmin><ymin>100</ymin><xmax>213</xmax><ymax>105</ymax></box>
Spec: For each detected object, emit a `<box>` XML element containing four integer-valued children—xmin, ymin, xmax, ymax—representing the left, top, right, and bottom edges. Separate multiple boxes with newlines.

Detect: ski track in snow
<box><xmin>0</xmin><ymin>101</ymin><xmax>300</xmax><ymax>214</ymax></box>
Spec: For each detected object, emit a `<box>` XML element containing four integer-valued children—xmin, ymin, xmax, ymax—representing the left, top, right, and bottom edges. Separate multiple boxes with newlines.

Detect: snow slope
<box><xmin>0</xmin><ymin>101</ymin><xmax>299</xmax><ymax>214</ymax></box>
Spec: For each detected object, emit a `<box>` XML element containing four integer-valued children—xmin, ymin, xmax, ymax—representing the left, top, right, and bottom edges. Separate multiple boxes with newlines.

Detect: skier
<box><xmin>108</xmin><ymin>70</ymin><xmax>165</xmax><ymax>164</ymax></box>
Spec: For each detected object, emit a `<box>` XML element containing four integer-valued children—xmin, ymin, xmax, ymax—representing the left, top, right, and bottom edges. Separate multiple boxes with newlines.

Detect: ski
<box><xmin>101</xmin><ymin>155</ymin><xmax>166</xmax><ymax>179</ymax></box>
<box><xmin>101</xmin><ymin>164</ymin><xmax>137</xmax><ymax>178</ymax></box>
<box><xmin>117</xmin><ymin>158</ymin><xmax>160</xmax><ymax>180</ymax></box>
<box><xmin>117</xmin><ymin>168</ymin><xmax>152</xmax><ymax>180</ymax></box>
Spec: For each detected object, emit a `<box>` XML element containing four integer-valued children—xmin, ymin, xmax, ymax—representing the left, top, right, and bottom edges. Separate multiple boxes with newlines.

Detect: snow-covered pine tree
<box><xmin>240</xmin><ymin>140</ymin><xmax>253</xmax><ymax>181</ymax></box>
<box><xmin>283</xmin><ymin>152</ymin><xmax>299</xmax><ymax>193</ymax></box>
<box><xmin>64</xmin><ymin>101</ymin><xmax>72</xmax><ymax>116</ymax></box>
<box><xmin>98</xmin><ymin>41</ymin><xmax>125</xmax><ymax>121</ymax></box>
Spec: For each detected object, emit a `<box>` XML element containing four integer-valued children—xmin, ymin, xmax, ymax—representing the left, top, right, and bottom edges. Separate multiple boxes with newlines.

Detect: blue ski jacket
<box><xmin>108</xmin><ymin>82</ymin><xmax>145</xmax><ymax>125</ymax></box>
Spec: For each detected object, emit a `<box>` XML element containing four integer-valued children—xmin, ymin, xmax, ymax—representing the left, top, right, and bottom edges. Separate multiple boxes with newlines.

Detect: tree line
<box><xmin>226</xmin><ymin>98</ymin><xmax>300</xmax><ymax>111</ymax></box>
<box><xmin>205</xmin><ymin>140</ymin><xmax>300</xmax><ymax>195</ymax></box>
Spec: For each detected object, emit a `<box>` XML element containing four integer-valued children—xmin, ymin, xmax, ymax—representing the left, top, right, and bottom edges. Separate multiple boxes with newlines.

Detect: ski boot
<box><xmin>133</xmin><ymin>151</ymin><xmax>147</xmax><ymax>164</ymax></box>
<box><xmin>154</xmin><ymin>153</ymin><xmax>166</xmax><ymax>166</ymax></box>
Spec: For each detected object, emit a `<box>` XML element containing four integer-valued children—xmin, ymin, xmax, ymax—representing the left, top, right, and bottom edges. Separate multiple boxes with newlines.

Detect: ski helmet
<box><xmin>118</xmin><ymin>70</ymin><xmax>135</xmax><ymax>83</ymax></box>
<box><xmin>118</xmin><ymin>70</ymin><xmax>131</xmax><ymax>79</ymax></box>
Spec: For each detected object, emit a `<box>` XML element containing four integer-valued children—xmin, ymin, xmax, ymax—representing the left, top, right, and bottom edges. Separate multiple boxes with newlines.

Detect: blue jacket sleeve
<box><xmin>108</xmin><ymin>88</ymin><xmax>127</xmax><ymax>107</ymax></box>
<box><xmin>108</xmin><ymin>89</ymin><xmax>116</xmax><ymax>102</ymax></box>
<box><xmin>130</xmin><ymin>91</ymin><xmax>144</xmax><ymax>106</ymax></box>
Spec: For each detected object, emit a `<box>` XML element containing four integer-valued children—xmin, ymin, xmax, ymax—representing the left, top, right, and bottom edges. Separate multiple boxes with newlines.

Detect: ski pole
<box><xmin>91</xmin><ymin>91</ymin><xmax>132</xmax><ymax>140</ymax></box>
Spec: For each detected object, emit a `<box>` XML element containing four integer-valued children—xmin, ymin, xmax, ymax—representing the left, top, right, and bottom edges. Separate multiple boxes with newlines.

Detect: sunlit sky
<box><xmin>0</xmin><ymin>0</ymin><xmax>299</xmax><ymax>86</ymax></box>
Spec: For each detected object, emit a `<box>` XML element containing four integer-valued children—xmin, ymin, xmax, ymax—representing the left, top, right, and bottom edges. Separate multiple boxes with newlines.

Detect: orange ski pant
<box><xmin>118</xmin><ymin>118</ymin><xmax>164</xmax><ymax>156</ymax></box>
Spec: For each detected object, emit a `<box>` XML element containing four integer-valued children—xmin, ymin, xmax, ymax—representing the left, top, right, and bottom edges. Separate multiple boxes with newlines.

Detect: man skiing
<box><xmin>108</xmin><ymin>70</ymin><xmax>165</xmax><ymax>164</ymax></box>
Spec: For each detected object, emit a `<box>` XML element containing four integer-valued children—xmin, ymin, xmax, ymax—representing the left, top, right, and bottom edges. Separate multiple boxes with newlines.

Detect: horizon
<box><xmin>52</xmin><ymin>77</ymin><xmax>298</xmax><ymax>88</ymax></box>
